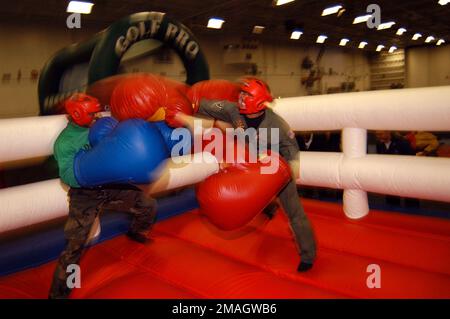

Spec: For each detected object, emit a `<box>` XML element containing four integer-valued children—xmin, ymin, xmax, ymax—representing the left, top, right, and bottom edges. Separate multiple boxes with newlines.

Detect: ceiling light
<box><xmin>376</xmin><ymin>45</ymin><xmax>385</xmax><ymax>52</ymax></box>
<box><xmin>438</xmin><ymin>0</ymin><xmax>449</xmax><ymax>5</ymax></box>
<box><xmin>275</xmin><ymin>0</ymin><xmax>295</xmax><ymax>5</ymax></box>
<box><xmin>425</xmin><ymin>36</ymin><xmax>435</xmax><ymax>43</ymax></box>
<box><xmin>339</xmin><ymin>38</ymin><xmax>349</xmax><ymax>46</ymax></box>
<box><xmin>67</xmin><ymin>1</ymin><xmax>94</xmax><ymax>14</ymax></box>
<box><xmin>436</xmin><ymin>39</ymin><xmax>445</xmax><ymax>46</ymax></box>
<box><xmin>290</xmin><ymin>30</ymin><xmax>303</xmax><ymax>40</ymax></box>
<box><xmin>353</xmin><ymin>14</ymin><xmax>371</xmax><ymax>24</ymax></box>
<box><xmin>321</xmin><ymin>5</ymin><xmax>343</xmax><ymax>16</ymax></box>
<box><xmin>207</xmin><ymin>18</ymin><xmax>225</xmax><ymax>29</ymax></box>
<box><xmin>396</xmin><ymin>28</ymin><xmax>407</xmax><ymax>35</ymax></box>
<box><xmin>358</xmin><ymin>41</ymin><xmax>368</xmax><ymax>49</ymax></box>
<box><xmin>316</xmin><ymin>35</ymin><xmax>328</xmax><ymax>43</ymax></box>
<box><xmin>388</xmin><ymin>46</ymin><xmax>397</xmax><ymax>53</ymax></box>
<box><xmin>252</xmin><ymin>25</ymin><xmax>265</xmax><ymax>34</ymax></box>
<box><xmin>412</xmin><ymin>33</ymin><xmax>422</xmax><ymax>40</ymax></box>
<box><xmin>377</xmin><ymin>21</ymin><xmax>396</xmax><ymax>30</ymax></box>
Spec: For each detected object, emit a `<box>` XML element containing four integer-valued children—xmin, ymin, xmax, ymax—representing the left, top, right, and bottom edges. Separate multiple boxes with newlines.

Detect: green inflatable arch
<box><xmin>38</xmin><ymin>12</ymin><xmax>210</xmax><ymax>115</ymax></box>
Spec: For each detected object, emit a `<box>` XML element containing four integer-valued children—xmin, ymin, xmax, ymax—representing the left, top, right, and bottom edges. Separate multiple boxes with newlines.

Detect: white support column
<box><xmin>342</xmin><ymin>127</ymin><xmax>369</xmax><ymax>219</ymax></box>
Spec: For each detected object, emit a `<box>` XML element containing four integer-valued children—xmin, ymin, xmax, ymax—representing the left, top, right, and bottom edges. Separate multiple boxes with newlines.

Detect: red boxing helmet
<box><xmin>65</xmin><ymin>93</ymin><xmax>102</xmax><ymax>127</ymax></box>
<box><xmin>238</xmin><ymin>77</ymin><xmax>273</xmax><ymax>114</ymax></box>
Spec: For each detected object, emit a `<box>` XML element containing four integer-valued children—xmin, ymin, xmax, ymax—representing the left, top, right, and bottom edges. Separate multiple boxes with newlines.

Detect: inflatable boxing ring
<box><xmin>1</xmin><ymin>12</ymin><xmax>450</xmax><ymax>298</ymax></box>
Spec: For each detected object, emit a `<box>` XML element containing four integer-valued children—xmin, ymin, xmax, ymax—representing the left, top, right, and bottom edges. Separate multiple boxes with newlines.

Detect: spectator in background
<box><xmin>296</xmin><ymin>131</ymin><xmax>341</xmax><ymax>152</ymax></box>
<box><xmin>375</xmin><ymin>130</ymin><xmax>419</xmax><ymax>208</ymax></box>
<box><xmin>437</xmin><ymin>144</ymin><xmax>450</xmax><ymax>158</ymax></box>
<box><xmin>296</xmin><ymin>131</ymin><xmax>341</xmax><ymax>199</ymax></box>
<box><xmin>375</xmin><ymin>131</ymin><xmax>414</xmax><ymax>155</ymax></box>
<box><xmin>405</xmin><ymin>131</ymin><xmax>439</xmax><ymax>156</ymax></box>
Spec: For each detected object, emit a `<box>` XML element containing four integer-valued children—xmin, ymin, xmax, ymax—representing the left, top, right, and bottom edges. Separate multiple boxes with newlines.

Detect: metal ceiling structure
<box><xmin>1</xmin><ymin>0</ymin><xmax>449</xmax><ymax>50</ymax></box>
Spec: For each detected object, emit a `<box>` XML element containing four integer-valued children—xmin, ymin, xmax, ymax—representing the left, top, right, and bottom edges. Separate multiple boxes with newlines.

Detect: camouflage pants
<box><xmin>48</xmin><ymin>186</ymin><xmax>157</xmax><ymax>299</ymax></box>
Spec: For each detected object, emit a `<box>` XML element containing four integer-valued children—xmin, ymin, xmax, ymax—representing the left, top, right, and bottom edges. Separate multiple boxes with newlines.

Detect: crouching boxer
<box><xmin>182</xmin><ymin>78</ymin><xmax>317</xmax><ymax>272</ymax></box>
<box><xmin>49</xmin><ymin>93</ymin><xmax>162</xmax><ymax>299</ymax></box>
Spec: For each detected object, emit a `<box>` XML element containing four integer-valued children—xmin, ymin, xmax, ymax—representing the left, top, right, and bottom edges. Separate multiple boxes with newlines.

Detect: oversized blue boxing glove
<box><xmin>154</xmin><ymin>121</ymin><xmax>192</xmax><ymax>157</ymax></box>
<box><xmin>74</xmin><ymin>119</ymin><xmax>169</xmax><ymax>187</ymax></box>
<box><xmin>88</xmin><ymin>116</ymin><xmax>119</xmax><ymax>147</ymax></box>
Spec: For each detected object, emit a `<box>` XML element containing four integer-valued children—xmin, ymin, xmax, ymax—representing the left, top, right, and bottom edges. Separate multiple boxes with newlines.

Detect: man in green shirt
<box><xmin>49</xmin><ymin>93</ymin><xmax>157</xmax><ymax>299</ymax></box>
<box><xmin>53</xmin><ymin>120</ymin><xmax>90</xmax><ymax>188</ymax></box>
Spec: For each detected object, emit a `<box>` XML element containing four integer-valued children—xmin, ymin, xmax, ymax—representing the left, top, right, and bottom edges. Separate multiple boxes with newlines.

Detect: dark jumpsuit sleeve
<box><xmin>197</xmin><ymin>99</ymin><xmax>247</xmax><ymax>129</ymax></box>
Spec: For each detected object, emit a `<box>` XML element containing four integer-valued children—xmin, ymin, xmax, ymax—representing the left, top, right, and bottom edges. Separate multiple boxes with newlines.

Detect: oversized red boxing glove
<box><xmin>110</xmin><ymin>74</ymin><xmax>193</xmax><ymax>127</ymax></box>
<box><xmin>196</xmin><ymin>152</ymin><xmax>291</xmax><ymax>231</ymax></box>
<box><xmin>163</xmin><ymin>84</ymin><xmax>193</xmax><ymax>128</ymax></box>
<box><xmin>188</xmin><ymin>79</ymin><xmax>240</xmax><ymax>113</ymax></box>
<box><xmin>110</xmin><ymin>74</ymin><xmax>166</xmax><ymax>121</ymax></box>
<box><xmin>162</xmin><ymin>77</ymin><xmax>190</xmax><ymax>96</ymax></box>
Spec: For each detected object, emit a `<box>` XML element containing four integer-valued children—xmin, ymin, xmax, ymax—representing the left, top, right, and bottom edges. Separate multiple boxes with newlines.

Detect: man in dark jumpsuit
<box><xmin>49</xmin><ymin>93</ymin><xmax>157</xmax><ymax>298</ymax></box>
<box><xmin>196</xmin><ymin>78</ymin><xmax>317</xmax><ymax>271</ymax></box>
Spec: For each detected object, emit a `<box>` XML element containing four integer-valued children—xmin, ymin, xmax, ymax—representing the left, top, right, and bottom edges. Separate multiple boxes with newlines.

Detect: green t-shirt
<box><xmin>53</xmin><ymin>121</ymin><xmax>90</xmax><ymax>188</ymax></box>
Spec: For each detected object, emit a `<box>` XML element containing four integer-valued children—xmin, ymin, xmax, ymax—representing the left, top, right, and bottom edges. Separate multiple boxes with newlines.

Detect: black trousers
<box><xmin>48</xmin><ymin>186</ymin><xmax>157</xmax><ymax>299</ymax></box>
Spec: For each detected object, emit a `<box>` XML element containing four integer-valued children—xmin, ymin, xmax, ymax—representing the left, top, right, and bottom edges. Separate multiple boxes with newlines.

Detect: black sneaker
<box><xmin>126</xmin><ymin>231</ymin><xmax>150</xmax><ymax>244</ymax></box>
<box><xmin>297</xmin><ymin>261</ymin><xmax>314</xmax><ymax>272</ymax></box>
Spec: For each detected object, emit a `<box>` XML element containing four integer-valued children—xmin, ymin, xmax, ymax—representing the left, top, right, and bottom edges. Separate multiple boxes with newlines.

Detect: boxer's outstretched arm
<box><xmin>197</xmin><ymin>99</ymin><xmax>246</xmax><ymax>129</ymax></box>
<box><xmin>174</xmin><ymin>113</ymin><xmax>215</xmax><ymax>133</ymax></box>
